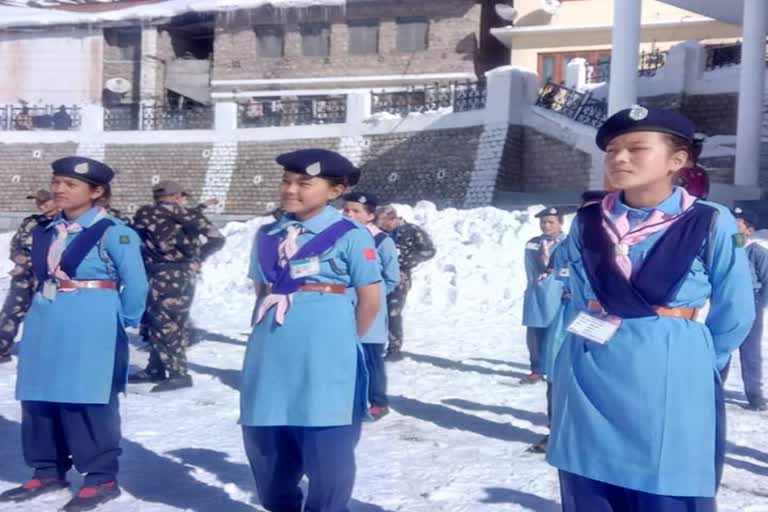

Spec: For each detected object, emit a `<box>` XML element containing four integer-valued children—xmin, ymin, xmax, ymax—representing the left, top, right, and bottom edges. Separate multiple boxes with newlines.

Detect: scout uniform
<box><xmin>522</xmin><ymin>207</ymin><xmax>565</xmax><ymax>381</ymax></box>
<box><xmin>1</xmin><ymin>157</ymin><xmax>148</xmax><ymax>511</ymax></box>
<box><xmin>0</xmin><ymin>190</ymin><xmax>57</xmax><ymax>360</ymax></box>
<box><xmin>343</xmin><ymin>191</ymin><xmax>400</xmax><ymax>419</ymax></box>
<box><xmin>724</xmin><ymin>207</ymin><xmax>767</xmax><ymax>411</ymax></box>
<box><xmin>547</xmin><ymin>108</ymin><xmax>754</xmax><ymax>511</ymax></box>
<box><xmin>241</xmin><ymin>149</ymin><xmax>382</xmax><ymax>512</ymax></box>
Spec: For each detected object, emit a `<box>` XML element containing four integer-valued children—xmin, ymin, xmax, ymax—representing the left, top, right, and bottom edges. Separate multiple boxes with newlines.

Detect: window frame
<box><xmin>396</xmin><ymin>16</ymin><xmax>429</xmax><ymax>53</ymax></box>
<box><xmin>254</xmin><ymin>25</ymin><xmax>286</xmax><ymax>59</ymax></box>
<box><xmin>348</xmin><ymin>19</ymin><xmax>380</xmax><ymax>55</ymax></box>
<box><xmin>300</xmin><ymin>22</ymin><xmax>332</xmax><ymax>58</ymax></box>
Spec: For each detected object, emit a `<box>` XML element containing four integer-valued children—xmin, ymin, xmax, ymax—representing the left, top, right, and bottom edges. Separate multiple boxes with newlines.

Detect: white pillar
<box><xmin>214</xmin><ymin>101</ymin><xmax>238</xmax><ymax>132</ymax></box>
<box><xmin>565</xmin><ymin>58</ymin><xmax>588</xmax><ymax>90</ymax></box>
<box><xmin>735</xmin><ymin>0</ymin><xmax>768</xmax><ymax>187</ymax></box>
<box><xmin>608</xmin><ymin>0</ymin><xmax>642</xmax><ymax>115</ymax></box>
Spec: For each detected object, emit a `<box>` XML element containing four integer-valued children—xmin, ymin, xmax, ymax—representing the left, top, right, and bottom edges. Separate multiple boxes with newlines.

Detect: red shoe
<box><xmin>520</xmin><ymin>373</ymin><xmax>543</xmax><ymax>385</ymax></box>
<box><xmin>61</xmin><ymin>481</ymin><xmax>121</xmax><ymax>511</ymax></box>
<box><xmin>369</xmin><ymin>406</ymin><xmax>390</xmax><ymax>420</ymax></box>
<box><xmin>0</xmin><ymin>478</ymin><xmax>69</xmax><ymax>503</ymax></box>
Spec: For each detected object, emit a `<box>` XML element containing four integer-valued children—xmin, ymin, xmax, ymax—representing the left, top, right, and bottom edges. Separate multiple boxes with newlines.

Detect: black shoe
<box><xmin>150</xmin><ymin>374</ymin><xmax>193</xmax><ymax>393</ymax></box>
<box><xmin>0</xmin><ymin>479</ymin><xmax>69</xmax><ymax>503</ymax></box>
<box><xmin>743</xmin><ymin>402</ymin><xmax>768</xmax><ymax>412</ymax></box>
<box><xmin>527</xmin><ymin>435</ymin><xmax>549</xmax><ymax>454</ymax></box>
<box><xmin>385</xmin><ymin>350</ymin><xmax>404</xmax><ymax>362</ymax></box>
<box><xmin>127</xmin><ymin>370</ymin><xmax>166</xmax><ymax>384</ymax></box>
<box><xmin>61</xmin><ymin>482</ymin><xmax>120</xmax><ymax>511</ymax></box>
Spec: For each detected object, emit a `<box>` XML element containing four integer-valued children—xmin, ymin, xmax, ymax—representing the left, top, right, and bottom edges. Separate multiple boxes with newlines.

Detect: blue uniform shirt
<box><xmin>16</xmin><ymin>207</ymin><xmax>148</xmax><ymax>404</ymax></box>
<box><xmin>547</xmin><ymin>189</ymin><xmax>754</xmax><ymax>497</ymax></box>
<box><xmin>242</xmin><ymin>206</ymin><xmax>383</xmax><ymax>427</ymax></box>
<box><xmin>355</xmin><ymin>229</ymin><xmax>399</xmax><ymax>344</ymax></box>
<box><xmin>522</xmin><ymin>233</ymin><xmax>565</xmax><ymax>328</ymax></box>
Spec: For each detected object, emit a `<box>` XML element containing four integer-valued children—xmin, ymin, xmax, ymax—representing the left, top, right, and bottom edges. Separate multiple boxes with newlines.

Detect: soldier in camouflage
<box><xmin>129</xmin><ymin>181</ymin><xmax>225</xmax><ymax>392</ymax></box>
<box><xmin>0</xmin><ymin>190</ymin><xmax>58</xmax><ymax>361</ymax></box>
<box><xmin>376</xmin><ymin>205</ymin><xmax>436</xmax><ymax>361</ymax></box>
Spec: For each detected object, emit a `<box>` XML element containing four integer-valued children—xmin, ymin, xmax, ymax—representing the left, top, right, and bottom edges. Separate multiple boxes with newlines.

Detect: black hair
<box><xmin>662</xmin><ymin>133</ymin><xmax>695</xmax><ymax>163</ymax></box>
<box><xmin>89</xmin><ymin>182</ymin><xmax>111</xmax><ymax>204</ymax></box>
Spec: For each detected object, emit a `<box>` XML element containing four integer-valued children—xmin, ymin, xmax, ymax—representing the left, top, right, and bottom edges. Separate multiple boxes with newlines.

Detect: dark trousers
<box><xmin>242</xmin><ymin>421</ymin><xmax>363</xmax><ymax>512</ymax></box>
<box><xmin>362</xmin><ymin>344</ymin><xmax>388</xmax><ymax>407</ymax></box>
<box><xmin>559</xmin><ymin>472</ymin><xmax>715</xmax><ymax>512</ymax></box>
<box><xmin>386</xmin><ymin>272</ymin><xmax>412</xmax><ymax>353</ymax></box>
<box><xmin>21</xmin><ymin>393</ymin><xmax>122</xmax><ymax>487</ymax></box>
<box><xmin>739</xmin><ymin>303</ymin><xmax>765</xmax><ymax>406</ymax></box>
<box><xmin>526</xmin><ymin>327</ymin><xmax>546</xmax><ymax>375</ymax></box>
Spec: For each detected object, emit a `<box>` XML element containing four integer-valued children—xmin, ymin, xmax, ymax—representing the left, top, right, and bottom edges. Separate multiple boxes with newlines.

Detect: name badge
<box><xmin>526</xmin><ymin>242</ymin><xmax>541</xmax><ymax>250</ymax></box>
<box><xmin>290</xmin><ymin>257</ymin><xmax>321</xmax><ymax>279</ymax></box>
<box><xmin>42</xmin><ymin>280</ymin><xmax>57</xmax><ymax>302</ymax></box>
<box><xmin>558</xmin><ymin>267</ymin><xmax>570</xmax><ymax>277</ymax></box>
<box><xmin>567</xmin><ymin>312</ymin><xmax>620</xmax><ymax>345</ymax></box>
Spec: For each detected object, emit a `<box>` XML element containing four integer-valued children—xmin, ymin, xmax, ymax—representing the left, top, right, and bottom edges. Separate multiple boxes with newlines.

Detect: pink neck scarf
<box><xmin>541</xmin><ymin>238</ymin><xmax>557</xmax><ymax>268</ymax></box>
<box><xmin>47</xmin><ymin>207</ymin><xmax>108</xmax><ymax>281</ymax></box>
<box><xmin>366</xmin><ymin>223</ymin><xmax>383</xmax><ymax>237</ymax></box>
<box><xmin>256</xmin><ymin>224</ymin><xmax>303</xmax><ymax>326</ymax></box>
<box><xmin>601</xmin><ymin>188</ymin><xmax>697</xmax><ymax>279</ymax></box>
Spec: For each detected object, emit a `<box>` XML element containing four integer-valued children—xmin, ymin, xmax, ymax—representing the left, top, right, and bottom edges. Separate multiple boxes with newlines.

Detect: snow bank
<box><xmin>191</xmin><ymin>202</ymin><xmax>568</xmax><ymax>332</ymax></box>
<box><xmin>0</xmin><ymin>0</ymin><xmax>347</xmax><ymax>29</ymax></box>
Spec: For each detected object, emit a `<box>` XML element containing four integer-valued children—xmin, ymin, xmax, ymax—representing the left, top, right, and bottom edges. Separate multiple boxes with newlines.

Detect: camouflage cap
<box><xmin>153</xmin><ymin>180</ymin><xmax>188</xmax><ymax>197</ymax></box>
<box><xmin>26</xmin><ymin>189</ymin><xmax>53</xmax><ymax>203</ymax></box>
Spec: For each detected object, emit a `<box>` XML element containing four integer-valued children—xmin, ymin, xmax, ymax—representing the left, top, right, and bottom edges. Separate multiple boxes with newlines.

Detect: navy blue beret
<box><xmin>732</xmin><ymin>207</ymin><xmax>758</xmax><ymax>227</ymax></box>
<box><xmin>343</xmin><ymin>191</ymin><xmax>379</xmax><ymax>210</ymax></box>
<box><xmin>276</xmin><ymin>149</ymin><xmax>360</xmax><ymax>186</ymax></box>
<box><xmin>51</xmin><ymin>156</ymin><xmax>114</xmax><ymax>186</ymax></box>
<box><xmin>535</xmin><ymin>206</ymin><xmax>563</xmax><ymax>218</ymax></box>
<box><xmin>596</xmin><ymin>106</ymin><xmax>695</xmax><ymax>151</ymax></box>
<box><xmin>581</xmin><ymin>190</ymin><xmax>609</xmax><ymax>203</ymax></box>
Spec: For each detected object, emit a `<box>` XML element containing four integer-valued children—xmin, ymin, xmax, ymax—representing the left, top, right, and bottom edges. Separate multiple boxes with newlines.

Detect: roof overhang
<box><xmin>659</xmin><ymin>0</ymin><xmax>743</xmax><ymax>26</ymax></box>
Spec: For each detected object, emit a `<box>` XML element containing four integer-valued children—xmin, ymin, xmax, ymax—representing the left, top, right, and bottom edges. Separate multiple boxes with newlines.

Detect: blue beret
<box><xmin>343</xmin><ymin>191</ymin><xmax>379</xmax><ymax>210</ymax></box>
<box><xmin>51</xmin><ymin>156</ymin><xmax>114</xmax><ymax>186</ymax></box>
<box><xmin>276</xmin><ymin>149</ymin><xmax>360</xmax><ymax>186</ymax></box>
<box><xmin>535</xmin><ymin>206</ymin><xmax>563</xmax><ymax>218</ymax></box>
<box><xmin>732</xmin><ymin>207</ymin><xmax>758</xmax><ymax>227</ymax></box>
<box><xmin>596</xmin><ymin>106</ymin><xmax>695</xmax><ymax>151</ymax></box>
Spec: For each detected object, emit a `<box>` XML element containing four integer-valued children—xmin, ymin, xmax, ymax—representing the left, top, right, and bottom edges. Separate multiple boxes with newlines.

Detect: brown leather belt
<box><xmin>588</xmin><ymin>300</ymin><xmax>698</xmax><ymax>321</ymax></box>
<box><xmin>58</xmin><ymin>280</ymin><xmax>117</xmax><ymax>291</ymax></box>
<box><xmin>298</xmin><ymin>284</ymin><xmax>347</xmax><ymax>294</ymax></box>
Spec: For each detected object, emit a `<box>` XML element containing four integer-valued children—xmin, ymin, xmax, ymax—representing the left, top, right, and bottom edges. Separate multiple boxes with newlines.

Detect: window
<box><xmin>301</xmin><ymin>23</ymin><xmax>331</xmax><ymax>57</ymax></box>
<box><xmin>103</xmin><ymin>27</ymin><xmax>141</xmax><ymax>61</ymax></box>
<box><xmin>397</xmin><ymin>17</ymin><xmax>429</xmax><ymax>52</ymax></box>
<box><xmin>538</xmin><ymin>50</ymin><xmax>611</xmax><ymax>84</ymax></box>
<box><xmin>255</xmin><ymin>26</ymin><xmax>285</xmax><ymax>58</ymax></box>
<box><xmin>348</xmin><ymin>20</ymin><xmax>379</xmax><ymax>55</ymax></box>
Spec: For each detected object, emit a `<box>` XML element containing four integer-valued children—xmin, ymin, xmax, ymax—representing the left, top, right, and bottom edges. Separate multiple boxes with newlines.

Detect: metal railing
<box><xmin>105</xmin><ymin>104</ymin><xmax>213</xmax><ymax>131</ymax></box>
<box><xmin>238</xmin><ymin>95</ymin><xmax>347</xmax><ymax>128</ymax></box>
<box><xmin>141</xmin><ymin>105</ymin><xmax>214</xmax><ymax>130</ymax></box>
<box><xmin>371</xmin><ymin>81</ymin><xmax>487</xmax><ymax>116</ymax></box>
<box><xmin>0</xmin><ymin>105</ymin><xmax>81</xmax><ymax>131</ymax></box>
<box><xmin>536</xmin><ymin>81</ymin><xmax>608</xmax><ymax>129</ymax></box>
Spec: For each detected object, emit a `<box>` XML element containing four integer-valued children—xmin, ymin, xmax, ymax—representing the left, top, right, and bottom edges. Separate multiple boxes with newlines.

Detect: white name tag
<box><xmin>567</xmin><ymin>312</ymin><xmax>620</xmax><ymax>345</ymax></box>
<box><xmin>526</xmin><ymin>242</ymin><xmax>541</xmax><ymax>250</ymax></box>
<box><xmin>289</xmin><ymin>257</ymin><xmax>320</xmax><ymax>279</ymax></box>
<box><xmin>42</xmin><ymin>280</ymin><xmax>57</xmax><ymax>301</ymax></box>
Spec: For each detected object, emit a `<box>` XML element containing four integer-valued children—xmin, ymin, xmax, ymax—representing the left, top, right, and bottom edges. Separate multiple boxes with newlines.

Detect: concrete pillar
<box><xmin>80</xmin><ymin>104</ymin><xmax>104</xmax><ymax>132</ymax></box>
<box><xmin>484</xmin><ymin>65</ymin><xmax>538</xmax><ymax>126</ymax></box>
<box><xmin>140</xmin><ymin>28</ymin><xmax>161</xmax><ymax>103</ymax></box>
<box><xmin>735</xmin><ymin>0</ymin><xmax>768</xmax><ymax>187</ymax></box>
<box><xmin>607</xmin><ymin>0</ymin><xmax>642</xmax><ymax>115</ymax></box>
<box><xmin>214</xmin><ymin>101</ymin><xmax>238</xmax><ymax>132</ymax></box>
<box><xmin>565</xmin><ymin>58</ymin><xmax>588</xmax><ymax>90</ymax></box>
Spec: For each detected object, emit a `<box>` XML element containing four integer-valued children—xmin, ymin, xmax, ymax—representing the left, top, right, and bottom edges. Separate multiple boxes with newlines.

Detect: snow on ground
<box><xmin>0</xmin><ymin>202</ymin><xmax>764</xmax><ymax>511</ymax></box>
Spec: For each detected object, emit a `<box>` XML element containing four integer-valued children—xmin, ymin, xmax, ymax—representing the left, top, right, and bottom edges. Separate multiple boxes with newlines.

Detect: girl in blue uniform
<box><xmin>0</xmin><ymin>156</ymin><xmax>148</xmax><ymax>511</ymax></box>
<box><xmin>242</xmin><ymin>149</ymin><xmax>382</xmax><ymax>512</ymax></box>
<box><xmin>547</xmin><ymin>107</ymin><xmax>754</xmax><ymax>511</ymax></box>
<box><xmin>342</xmin><ymin>191</ymin><xmax>400</xmax><ymax>420</ymax></box>
<box><xmin>521</xmin><ymin>207</ymin><xmax>565</xmax><ymax>384</ymax></box>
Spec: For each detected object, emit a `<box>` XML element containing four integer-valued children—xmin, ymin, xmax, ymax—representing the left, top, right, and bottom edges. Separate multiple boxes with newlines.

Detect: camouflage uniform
<box><xmin>387</xmin><ymin>221</ymin><xmax>436</xmax><ymax>353</ymax></box>
<box><xmin>132</xmin><ymin>201</ymin><xmax>224</xmax><ymax>378</ymax></box>
<box><xmin>0</xmin><ymin>214</ymin><xmax>51</xmax><ymax>355</ymax></box>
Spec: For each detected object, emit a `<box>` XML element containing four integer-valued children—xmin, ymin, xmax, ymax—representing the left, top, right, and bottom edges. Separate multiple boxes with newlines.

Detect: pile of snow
<box><xmin>191</xmin><ymin>201</ymin><xmax>570</xmax><ymax>332</ymax></box>
<box><xmin>0</xmin><ymin>0</ymin><xmax>347</xmax><ymax>29</ymax></box>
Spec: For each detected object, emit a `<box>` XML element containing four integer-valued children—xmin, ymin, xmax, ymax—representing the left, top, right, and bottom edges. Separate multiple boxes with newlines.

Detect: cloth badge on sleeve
<box><xmin>526</xmin><ymin>242</ymin><xmax>541</xmax><ymax>250</ymax></box>
<box><xmin>119</xmin><ymin>235</ymin><xmax>130</xmax><ymax>244</ymax></box>
<box><xmin>733</xmin><ymin>233</ymin><xmax>746</xmax><ymax>248</ymax></box>
<box><xmin>364</xmin><ymin>248</ymin><xmax>377</xmax><ymax>261</ymax></box>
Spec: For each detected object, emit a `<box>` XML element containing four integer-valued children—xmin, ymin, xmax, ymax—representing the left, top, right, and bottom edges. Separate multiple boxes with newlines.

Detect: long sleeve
<box><xmin>750</xmin><ymin>245</ymin><xmax>768</xmax><ymax>306</ymax></box>
<box><xmin>378</xmin><ymin>236</ymin><xmax>401</xmax><ymax>294</ymax></box>
<box><xmin>105</xmin><ymin>225</ymin><xmax>149</xmax><ymax>328</ymax></box>
<box><xmin>706</xmin><ymin>209</ymin><xmax>756</xmax><ymax>370</ymax></box>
